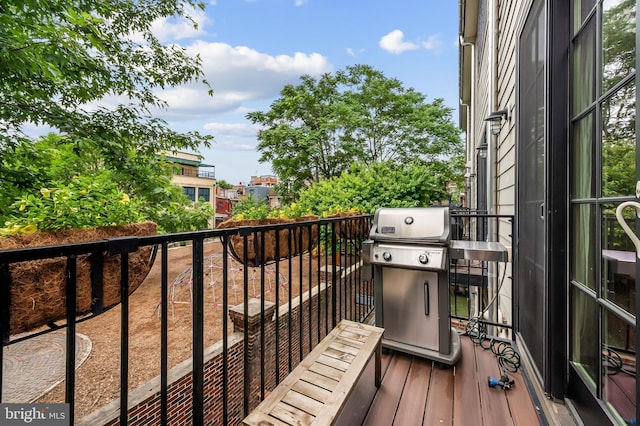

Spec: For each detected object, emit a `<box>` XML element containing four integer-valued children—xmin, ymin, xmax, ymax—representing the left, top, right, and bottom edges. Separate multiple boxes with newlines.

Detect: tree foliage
<box><xmin>0</xmin><ymin>0</ymin><xmax>215</xmax><ymax>234</ymax></box>
<box><xmin>246</xmin><ymin>65</ymin><xmax>462</xmax><ymax>199</ymax></box>
<box><xmin>217</xmin><ymin>179</ymin><xmax>234</xmax><ymax>190</ymax></box>
<box><xmin>0</xmin><ymin>0</ymin><xmax>212</xmax><ymax>153</ymax></box>
<box><xmin>295</xmin><ymin>161</ymin><xmax>458</xmax><ymax>216</ymax></box>
<box><xmin>1</xmin><ymin>135</ymin><xmax>215</xmax><ymax>234</ymax></box>
<box><xmin>231</xmin><ymin>195</ymin><xmax>270</xmax><ymax>220</ymax></box>
<box><xmin>601</xmin><ymin>0</ymin><xmax>636</xmax><ymax>197</ymax></box>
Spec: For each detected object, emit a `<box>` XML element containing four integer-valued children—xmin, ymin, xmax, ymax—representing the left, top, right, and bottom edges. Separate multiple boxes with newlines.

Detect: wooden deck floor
<box><xmin>362</xmin><ymin>335</ymin><xmax>543</xmax><ymax>426</ymax></box>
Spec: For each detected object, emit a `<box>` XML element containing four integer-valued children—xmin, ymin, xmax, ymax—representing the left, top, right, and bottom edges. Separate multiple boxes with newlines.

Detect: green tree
<box><xmin>1</xmin><ymin>135</ymin><xmax>215</xmax><ymax>234</ymax></box>
<box><xmin>232</xmin><ymin>195</ymin><xmax>269</xmax><ymax>220</ymax></box>
<box><xmin>247</xmin><ymin>72</ymin><xmax>355</xmax><ymax>197</ymax></box>
<box><xmin>0</xmin><ymin>0</ymin><xmax>216</xmax><ymax>233</ymax></box>
<box><xmin>0</xmin><ymin>0</ymin><xmax>212</xmax><ymax>197</ymax></box>
<box><xmin>601</xmin><ymin>0</ymin><xmax>636</xmax><ymax>197</ymax></box>
<box><xmin>246</xmin><ymin>65</ymin><xmax>462</xmax><ymax>200</ymax></box>
<box><xmin>340</xmin><ymin>65</ymin><xmax>461</xmax><ymax>164</ymax></box>
<box><xmin>217</xmin><ymin>179</ymin><xmax>234</xmax><ymax>190</ymax></box>
<box><xmin>295</xmin><ymin>161</ymin><xmax>457</xmax><ymax>216</ymax></box>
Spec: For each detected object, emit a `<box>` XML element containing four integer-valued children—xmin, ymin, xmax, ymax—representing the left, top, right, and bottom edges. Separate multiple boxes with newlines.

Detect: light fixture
<box><xmin>485</xmin><ymin>108</ymin><xmax>509</xmax><ymax>136</ymax></box>
<box><xmin>476</xmin><ymin>143</ymin><xmax>488</xmax><ymax>159</ymax></box>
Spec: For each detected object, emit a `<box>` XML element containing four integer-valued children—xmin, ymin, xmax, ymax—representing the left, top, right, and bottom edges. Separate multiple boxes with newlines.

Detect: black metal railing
<box><xmin>449</xmin><ymin>210</ymin><xmax>515</xmax><ymax>337</ymax></box>
<box><xmin>175</xmin><ymin>169</ymin><xmax>216</xmax><ymax>179</ymax></box>
<box><xmin>0</xmin><ymin>211</ymin><xmax>515</xmax><ymax>425</ymax></box>
<box><xmin>0</xmin><ymin>215</ymin><xmax>373</xmax><ymax>425</ymax></box>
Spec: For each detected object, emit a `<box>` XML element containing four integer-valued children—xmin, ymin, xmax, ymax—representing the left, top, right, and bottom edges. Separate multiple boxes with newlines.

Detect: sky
<box><xmin>141</xmin><ymin>0</ymin><xmax>461</xmax><ymax>185</ymax></box>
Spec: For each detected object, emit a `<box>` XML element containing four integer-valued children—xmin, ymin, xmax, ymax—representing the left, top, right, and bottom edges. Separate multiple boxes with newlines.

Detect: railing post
<box><xmin>331</xmin><ymin>223</ymin><xmax>338</xmax><ymax>329</ymax></box>
<box><xmin>1</xmin><ymin>263</ymin><xmax>11</xmax><ymax>346</ymax></box>
<box><xmin>107</xmin><ymin>236</ymin><xmax>138</xmax><ymax>426</ymax></box>
<box><xmin>230</xmin><ymin>299</ymin><xmax>276</xmax><ymax>413</ymax></box>
<box><xmin>0</xmin><ymin>263</ymin><xmax>8</xmax><ymax>403</ymax></box>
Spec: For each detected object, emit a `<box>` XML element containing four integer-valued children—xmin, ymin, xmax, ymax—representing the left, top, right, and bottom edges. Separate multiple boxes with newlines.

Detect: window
<box><xmin>569</xmin><ymin>0</ymin><xmax>636</xmax><ymax>420</ymax></box>
<box><xmin>183</xmin><ymin>186</ymin><xmax>195</xmax><ymax>201</ymax></box>
<box><xmin>198</xmin><ymin>188</ymin><xmax>210</xmax><ymax>202</ymax></box>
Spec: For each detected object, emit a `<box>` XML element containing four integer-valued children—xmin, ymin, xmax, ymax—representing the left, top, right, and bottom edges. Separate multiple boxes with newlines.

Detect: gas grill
<box><xmin>362</xmin><ymin>207</ymin><xmax>507</xmax><ymax>365</ymax></box>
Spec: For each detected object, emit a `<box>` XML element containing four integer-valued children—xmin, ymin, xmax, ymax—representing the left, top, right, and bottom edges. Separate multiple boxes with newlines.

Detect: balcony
<box><xmin>0</xmin><ymin>213</ymin><xmax>542</xmax><ymax>425</ymax></box>
<box><xmin>175</xmin><ymin>169</ymin><xmax>216</xmax><ymax>180</ymax></box>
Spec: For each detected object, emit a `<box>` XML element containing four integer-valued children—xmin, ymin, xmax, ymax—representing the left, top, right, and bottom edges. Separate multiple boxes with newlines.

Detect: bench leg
<box><xmin>375</xmin><ymin>340</ymin><xmax>382</xmax><ymax>388</ymax></box>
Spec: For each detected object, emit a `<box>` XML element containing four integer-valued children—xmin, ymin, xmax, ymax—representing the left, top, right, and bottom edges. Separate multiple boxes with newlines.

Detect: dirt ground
<box><xmin>35</xmin><ymin>239</ymin><xmax>323</xmax><ymax>420</ymax></box>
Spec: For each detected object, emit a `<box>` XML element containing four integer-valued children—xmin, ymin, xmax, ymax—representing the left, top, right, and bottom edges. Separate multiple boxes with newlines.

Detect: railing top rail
<box><xmin>450</xmin><ymin>212</ymin><xmax>514</xmax><ymax>220</ymax></box>
<box><xmin>0</xmin><ymin>215</ymin><xmax>374</xmax><ymax>264</ymax></box>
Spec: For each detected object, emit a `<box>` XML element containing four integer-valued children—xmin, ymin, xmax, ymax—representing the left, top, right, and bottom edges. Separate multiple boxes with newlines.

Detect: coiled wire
<box><xmin>465</xmin><ymin>317</ymin><xmax>521</xmax><ymax>373</ymax></box>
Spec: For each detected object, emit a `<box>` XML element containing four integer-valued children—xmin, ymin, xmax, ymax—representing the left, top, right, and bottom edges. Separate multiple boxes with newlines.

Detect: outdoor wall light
<box><xmin>476</xmin><ymin>143</ymin><xmax>488</xmax><ymax>159</ymax></box>
<box><xmin>485</xmin><ymin>108</ymin><xmax>509</xmax><ymax>136</ymax></box>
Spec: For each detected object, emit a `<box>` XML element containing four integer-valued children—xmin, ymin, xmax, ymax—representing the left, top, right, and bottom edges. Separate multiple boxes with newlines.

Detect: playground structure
<box><xmin>156</xmin><ymin>253</ymin><xmax>289</xmax><ymax>322</ymax></box>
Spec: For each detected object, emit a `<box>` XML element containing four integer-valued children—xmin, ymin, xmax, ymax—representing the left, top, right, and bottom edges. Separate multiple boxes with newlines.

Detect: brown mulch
<box><xmin>31</xmin><ymin>239</ymin><xmax>322</xmax><ymax>421</ymax></box>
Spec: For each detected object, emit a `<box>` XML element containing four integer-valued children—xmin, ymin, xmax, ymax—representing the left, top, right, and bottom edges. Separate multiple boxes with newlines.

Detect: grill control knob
<box><xmin>382</xmin><ymin>252</ymin><xmax>392</xmax><ymax>261</ymax></box>
<box><xmin>418</xmin><ymin>253</ymin><xmax>429</xmax><ymax>264</ymax></box>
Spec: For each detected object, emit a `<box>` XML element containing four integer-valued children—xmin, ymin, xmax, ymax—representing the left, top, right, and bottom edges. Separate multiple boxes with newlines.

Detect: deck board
<box><xmin>362</xmin><ymin>352</ymin><xmax>412</xmax><ymax>426</ymax></box>
<box><xmin>453</xmin><ymin>337</ymin><xmax>482</xmax><ymax>425</ymax></box>
<box><xmin>393</xmin><ymin>357</ymin><xmax>431</xmax><ymax>425</ymax></box>
<box><xmin>423</xmin><ymin>363</ymin><xmax>454</xmax><ymax>426</ymax></box>
<box><xmin>361</xmin><ymin>335</ymin><xmax>542</xmax><ymax>426</ymax></box>
<box><xmin>475</xmin><ymin>341</ymin><xmax>515</xmax><ymax>426</ymax></box>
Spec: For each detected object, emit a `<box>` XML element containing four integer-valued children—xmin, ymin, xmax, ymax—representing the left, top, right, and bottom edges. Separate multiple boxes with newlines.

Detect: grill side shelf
<box><xmin>449</xmin><ymin>240</ymin><xmax>509</xmax><ymax>262</ymax></box>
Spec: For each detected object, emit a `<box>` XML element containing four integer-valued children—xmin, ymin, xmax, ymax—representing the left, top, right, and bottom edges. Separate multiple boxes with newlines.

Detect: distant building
<box><xmin>162</xmin><ymin>150</ymin><xmax>216</xmax><ymax>210</ymax></box>
<box><xmin>214</xmin><ymin>197</ymin><xmax>234</xmax><ymax>226</ymax></box>
<box><xmin>230</xmin><ymin>178</ymin><xmax>283</xmax><ymax>214</ymax></box>
<box><xmin>232</xmin><ymin>184</ymin><xmax>246</xmax><ymax>197</ymax></box>
<box><xmin>249</xmin><ymin>175</ymin><xmax>277</xmax><ymax>187</ymax></box>
<box><xmin>214</xmin><ymin>187</ymin><xmax>239</xmax><ymax>226</ymax></box>
<box><xmin>245</xmin><ymin>185</ymin><xmax>270</xmax><ymax>201</ymax></box>
<box><xmin>216</xmin><ymin>186</ymin><xmax>239</xmax><ymax>200</ymax></box>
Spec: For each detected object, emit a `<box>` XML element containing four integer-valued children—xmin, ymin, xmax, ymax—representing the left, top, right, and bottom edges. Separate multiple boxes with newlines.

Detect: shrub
<box><xmin>1</xmin><ymin>175</ymin><xmax>146</xmax><ymax>236</ymax></box>
<box><xmin>295</xmin><ymin>160</ymin><xmax>453</xmax><ymax>215</ymax></box>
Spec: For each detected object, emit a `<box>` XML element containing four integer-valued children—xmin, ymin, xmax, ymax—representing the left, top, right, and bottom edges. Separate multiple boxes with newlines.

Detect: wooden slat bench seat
<box><xmin>243</xmin><ymin>320</ymin><xmax>384</xmax><ymax>426</ymax></box>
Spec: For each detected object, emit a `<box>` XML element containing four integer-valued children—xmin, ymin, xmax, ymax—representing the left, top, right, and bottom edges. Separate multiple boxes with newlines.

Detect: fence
<box><xmin>0</xmin><ymin>211</ymin><xmax>514</xmax><ymax>425</ymax></box>
<box><xmin>0</xmin><ymin>215</ymin><xmax>372</xmax><ymax>425</ymax></box>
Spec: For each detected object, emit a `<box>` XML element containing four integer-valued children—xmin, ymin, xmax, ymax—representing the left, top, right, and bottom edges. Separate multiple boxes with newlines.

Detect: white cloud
<box><xmin>234</xmin><ymin>106</ymin><xmax>255</xmax><ymax>114</ymax></box>
<box><xmin>422</xmin><ymin>34</ymin><xmax>443</xmax><ymax>50</ymax></box>
<box><xmin>185</xmin><ymin>40</ymin><xmax>331</xmax><ymax>103</ymax></box>
<box><xmin>214</xmin><ymin>140</ymin><xmax>256</xmax><ymax>151</ymax></box>
<box><xmin>295</xmin><ymin>0</ymin><xmax>309</xmax><ymax>5</ymax></box>
<box><xmin>345</xmin><ymin>47</ymin><xmax>365</xmax><ymax>57</ymax></box>
<box><xmin>151</xmin><ymin>7</ymin><xmax>211</xmax><ymax>42</ymax></box>
<box><xmin>133</xmin><ymin>41</ymin><xmax>332</xmax><ymax>122</ymax></box>
<box><xmin>88</xmin><ymin>38</ymin><xmax>333</xmax><ymax>133</ymax></box>
<box><xmin>203</xmin><ymin>122</ymin><xmax>258</xmax><ymax>138</ymax></box>
<box><xmin>126</xmin><ymin>6</ymin><xmax>210</xmax><ymax>44</ymax></box>
<box><xmin>379</xmin><ymin>30</ymin><xmax>419</xmax><ymax>54</ymax></box>
<box><xmin>202</xmin><ymin>123</ymin><xmax>265</xmax><ymax>153</ymax></box>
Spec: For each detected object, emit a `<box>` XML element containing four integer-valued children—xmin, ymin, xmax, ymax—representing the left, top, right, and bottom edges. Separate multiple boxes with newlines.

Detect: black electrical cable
<box><xmin>603</xmin><ymin>346</ymin><xmax>636</xmax><ymax>377</ymax></box>
<box><xmin>491</xmin><ymin>340</ymin><xmax>521</xmax><ymax>373</ymax></box>
<box><xmin>463</xmin><ymin>260</ymin><xmax>520</xmax><ymax>373</ymax></box>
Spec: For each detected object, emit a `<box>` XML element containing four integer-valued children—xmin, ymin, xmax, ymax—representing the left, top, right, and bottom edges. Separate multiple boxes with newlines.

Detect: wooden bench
<box><xmin>243</xmin><ymin>319</ymin><xmax>384</xmax><ymax>426</ymax></box>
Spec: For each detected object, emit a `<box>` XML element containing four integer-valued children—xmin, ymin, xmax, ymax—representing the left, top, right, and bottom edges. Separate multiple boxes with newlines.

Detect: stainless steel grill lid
<box><xmin>369</xmin><ymin>207</ymin><xmax>450</xmax><ymax>245</ymax></box>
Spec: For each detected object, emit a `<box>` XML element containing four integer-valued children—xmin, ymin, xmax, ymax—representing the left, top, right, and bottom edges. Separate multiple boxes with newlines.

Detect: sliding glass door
<box><xmin>569</xmin><ymin>1</ymin><xmax>637</xmax><ymax>423</ymax></box>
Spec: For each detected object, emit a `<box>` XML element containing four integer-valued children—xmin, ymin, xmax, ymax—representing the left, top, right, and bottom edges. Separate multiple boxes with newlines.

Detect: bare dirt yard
<box><xmin>34</xmin><ymin>239</ymin><xmax>323</xmax><ymax>420</ymax></box>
